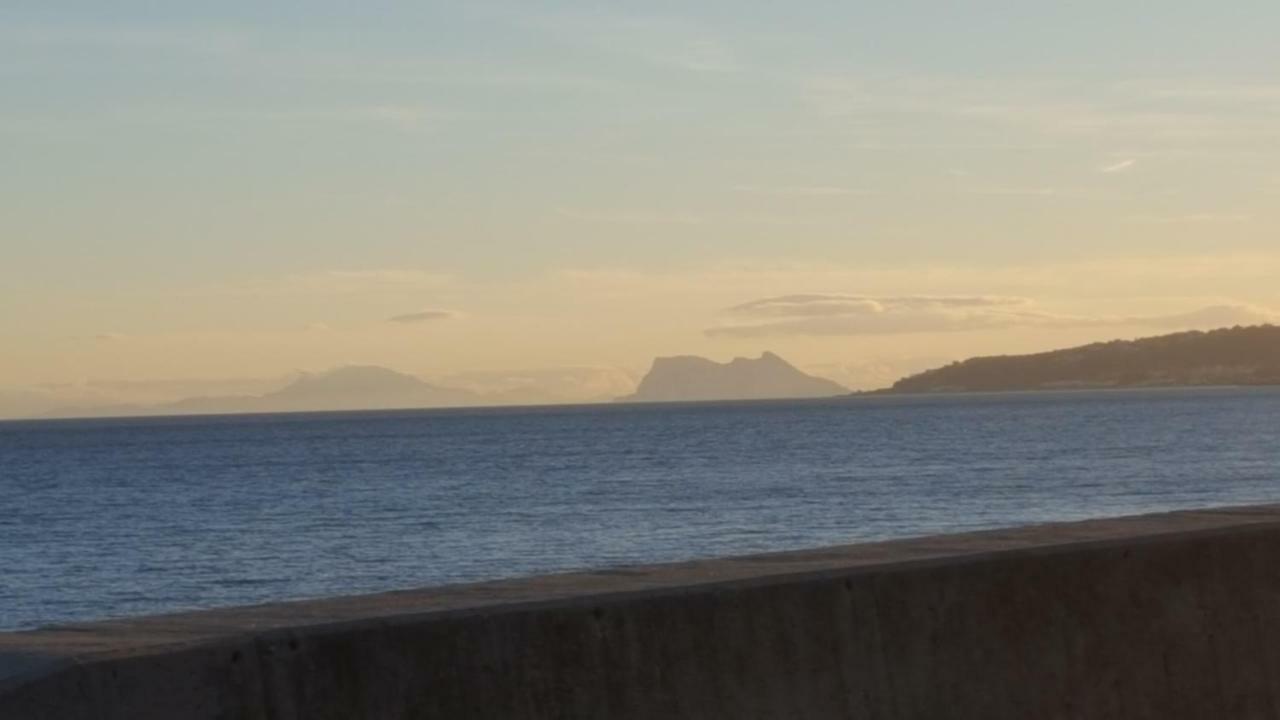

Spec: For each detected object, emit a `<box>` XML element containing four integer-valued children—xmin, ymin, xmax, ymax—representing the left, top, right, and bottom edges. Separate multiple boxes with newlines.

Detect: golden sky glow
<box><xmin>3</xmin><ymin>3</ymin><xmax>1280</xmax><ymax>414</ymax></box>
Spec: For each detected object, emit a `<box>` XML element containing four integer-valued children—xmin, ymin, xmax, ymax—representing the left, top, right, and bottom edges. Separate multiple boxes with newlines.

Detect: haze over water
<box><xmin>4</xmin><ymin>387</ymin><xmax>1279</xmax><ymax>632</ymax></box>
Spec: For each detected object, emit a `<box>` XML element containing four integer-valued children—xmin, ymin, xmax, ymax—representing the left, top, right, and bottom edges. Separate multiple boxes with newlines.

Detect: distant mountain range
<box><xmin>26</xmin><ymin>325</ymin><xmax>1280</xmax><ymax>419</ymax></box>
<box><xmin>34</xmin><ymin>353</ymin><xmax>847</xmax><ymax>418</ymax></box>
<box><xmin>890</xmin><ymin>325</ymin><xmax>1280</xmax><ymax>393</ymax></box>
<box><xmin>618</xmin><ymin>351</ymin><xmax>848</xmax><ymax>403</ymax></box>
<box><xmin>42</xmin><ymin>366</ymin><xmax>482</xmax><ymax>418</ymax></box>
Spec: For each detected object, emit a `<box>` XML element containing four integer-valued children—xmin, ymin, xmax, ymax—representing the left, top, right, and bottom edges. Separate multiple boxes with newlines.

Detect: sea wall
<box><xmin>6</xmin><ymin>504</ymin><xmax>1280</xmax><ymax>719</ymax></box>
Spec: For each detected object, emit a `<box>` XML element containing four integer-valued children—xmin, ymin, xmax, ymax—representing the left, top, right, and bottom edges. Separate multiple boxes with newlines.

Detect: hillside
<box><xmin>619</xmin><ymin>352</ymin><xmax>847</xmax><ymax>403</ymax></box>
<box><xmin>890</xmin><ymin>325</ymin><xmax>1280</xmax><ymax>393</ymax></box>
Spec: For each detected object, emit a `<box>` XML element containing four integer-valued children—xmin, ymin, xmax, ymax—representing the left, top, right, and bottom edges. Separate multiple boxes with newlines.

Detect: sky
<box><xmin>3</xmin><ymin>1</ymin><xmax>1280</xmax><ymax>413</ymax></box>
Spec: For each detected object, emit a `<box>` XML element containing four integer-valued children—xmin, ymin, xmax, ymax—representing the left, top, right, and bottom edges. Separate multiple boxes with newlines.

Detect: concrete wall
<box><xmin>6</xmin><ymin>505</ymin><xmax>1280</xmax><ymax>719</ymax></box>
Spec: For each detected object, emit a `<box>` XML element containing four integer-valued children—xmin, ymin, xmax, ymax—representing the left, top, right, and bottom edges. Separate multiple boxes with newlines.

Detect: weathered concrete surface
<box><xmin>6</xmin><ymin>505</ymin><xmax>1280</xmax><ymax>719</ymax></box>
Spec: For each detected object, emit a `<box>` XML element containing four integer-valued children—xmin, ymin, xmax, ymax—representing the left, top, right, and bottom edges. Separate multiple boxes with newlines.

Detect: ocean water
<box><xmin>2</xmin><ymin>387</ymin><xmax>1279</xmax><ymax>631</ymax></box>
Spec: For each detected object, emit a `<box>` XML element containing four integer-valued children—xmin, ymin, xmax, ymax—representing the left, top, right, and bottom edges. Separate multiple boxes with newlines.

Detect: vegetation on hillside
<box><xmin>891</xmin><ymin>325</ymin><xmax>1280</xmax><ymax>393</ymax></box>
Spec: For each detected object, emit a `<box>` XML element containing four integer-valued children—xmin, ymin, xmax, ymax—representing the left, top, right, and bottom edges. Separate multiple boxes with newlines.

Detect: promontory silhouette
<box><xmin>619</xmin><ymin>352</ymin><xmax>847</xmax><ymax>402</ymax></box>
<box><xmin>890</xmin><ymin>325</ymin><xmax>1280</xmax><ymax>393</ymax></box>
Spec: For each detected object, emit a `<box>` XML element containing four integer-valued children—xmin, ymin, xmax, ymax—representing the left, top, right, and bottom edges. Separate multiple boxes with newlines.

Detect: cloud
<box><xmin>726</xmin><ymin>294</ymin><xmax>1030</xmax><ymax>318</ymax></box>
<box><xmin>388</xmin><ymin>309</ymin><xmax>456</xmax><ymax>324</ymax></box>
<box><xmin>710</xmin><ymin>294</ymin><xmax>1058</xmax><ymax>337</ymax></box>
<box><xmin>708</xmin><ymin>294</ymin><xmax>1280</xmax><ymax>338</ymax></box>
<box><xmin>1142</xmin><ymin>304</ymin><xmax>1280</xmax><ymax>329</ymax></box>
<box><xmin>1100</xmin><ymin>159</ymin><xmax>1137</xmax><ymax>173</ymax></box>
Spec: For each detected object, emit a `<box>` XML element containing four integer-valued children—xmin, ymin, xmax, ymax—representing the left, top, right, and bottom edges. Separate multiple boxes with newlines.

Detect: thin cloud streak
<box><xmin>1100</xmin><ymin>159</ymin><xmax>1137</xmax><ymax>173</ymax></box>
<box><xmin>389</xmin><ymin>310</ymin><xmax>457</xmax><ymax>324</ymax></box>
<box><xmin>708</xmin><ymin>294</ymin><xmax>1280</xmax><ymax>338</ymax></box>
<box><xmin>726</xmin><ymin>295</ymin><xmax>1030</xmax><ymax>318</ymax></box>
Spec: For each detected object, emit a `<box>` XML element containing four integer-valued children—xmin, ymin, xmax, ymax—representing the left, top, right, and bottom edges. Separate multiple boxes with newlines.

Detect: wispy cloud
<box><xmin>707</xmin><ymin>294</ymin><xmax>1280</xmax><ymax>338</ymax></box>
<box><xmin>554</xmin><ymin>253</ymin><xmax>1280</xmax><ymax>310</ymax></box>
<box><xmin>388</xmin><ymin>309</ymin><xmax>456</xmax><ymax>324</ymax></box>
<box><xmin>710</xmin><ymin>295</ymin><xmax>1053</xmax><ymax>337</ymax></box>
<box><xmin>726</xmin><ymin>295</ymin><xmax>1030</xmax><ymax>317</ymax></box>
<box><xmin>1143</xmin><ymin>304</ymin><xmax>1280</xmax><ymax>329</ymax></box>
<box><xmin>1100</xmin><ymin>158</ymin><xmax>1137</xmax><ymax>173</ymax></box>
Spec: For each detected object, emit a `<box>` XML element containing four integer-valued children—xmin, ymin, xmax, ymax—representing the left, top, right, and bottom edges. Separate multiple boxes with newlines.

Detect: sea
<box><xmin>3</xmin><ymin>387</ymin><xmax>1279</xmax><ymax>632</ymax></box>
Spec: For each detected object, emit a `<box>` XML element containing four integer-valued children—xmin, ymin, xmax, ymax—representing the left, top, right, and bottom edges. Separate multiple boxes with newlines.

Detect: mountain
<box><xmin>40</xmin><ymin>366</ymin><xmax>482</xmax><ymax>418</ymax></box>
<box><xmin>889</xmin><ymin>325</ymin><xmax>1280</xmax><ymax>394</ymax></box>
<box><xmin>253</xmin><ymin>365</ymin><xmax>478</xmax><ymax>411</ymax></box>
<box><xmin>618</xmin><ymin>352</ymin><xmax>848</xmax><ymax>403</ymax></box>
